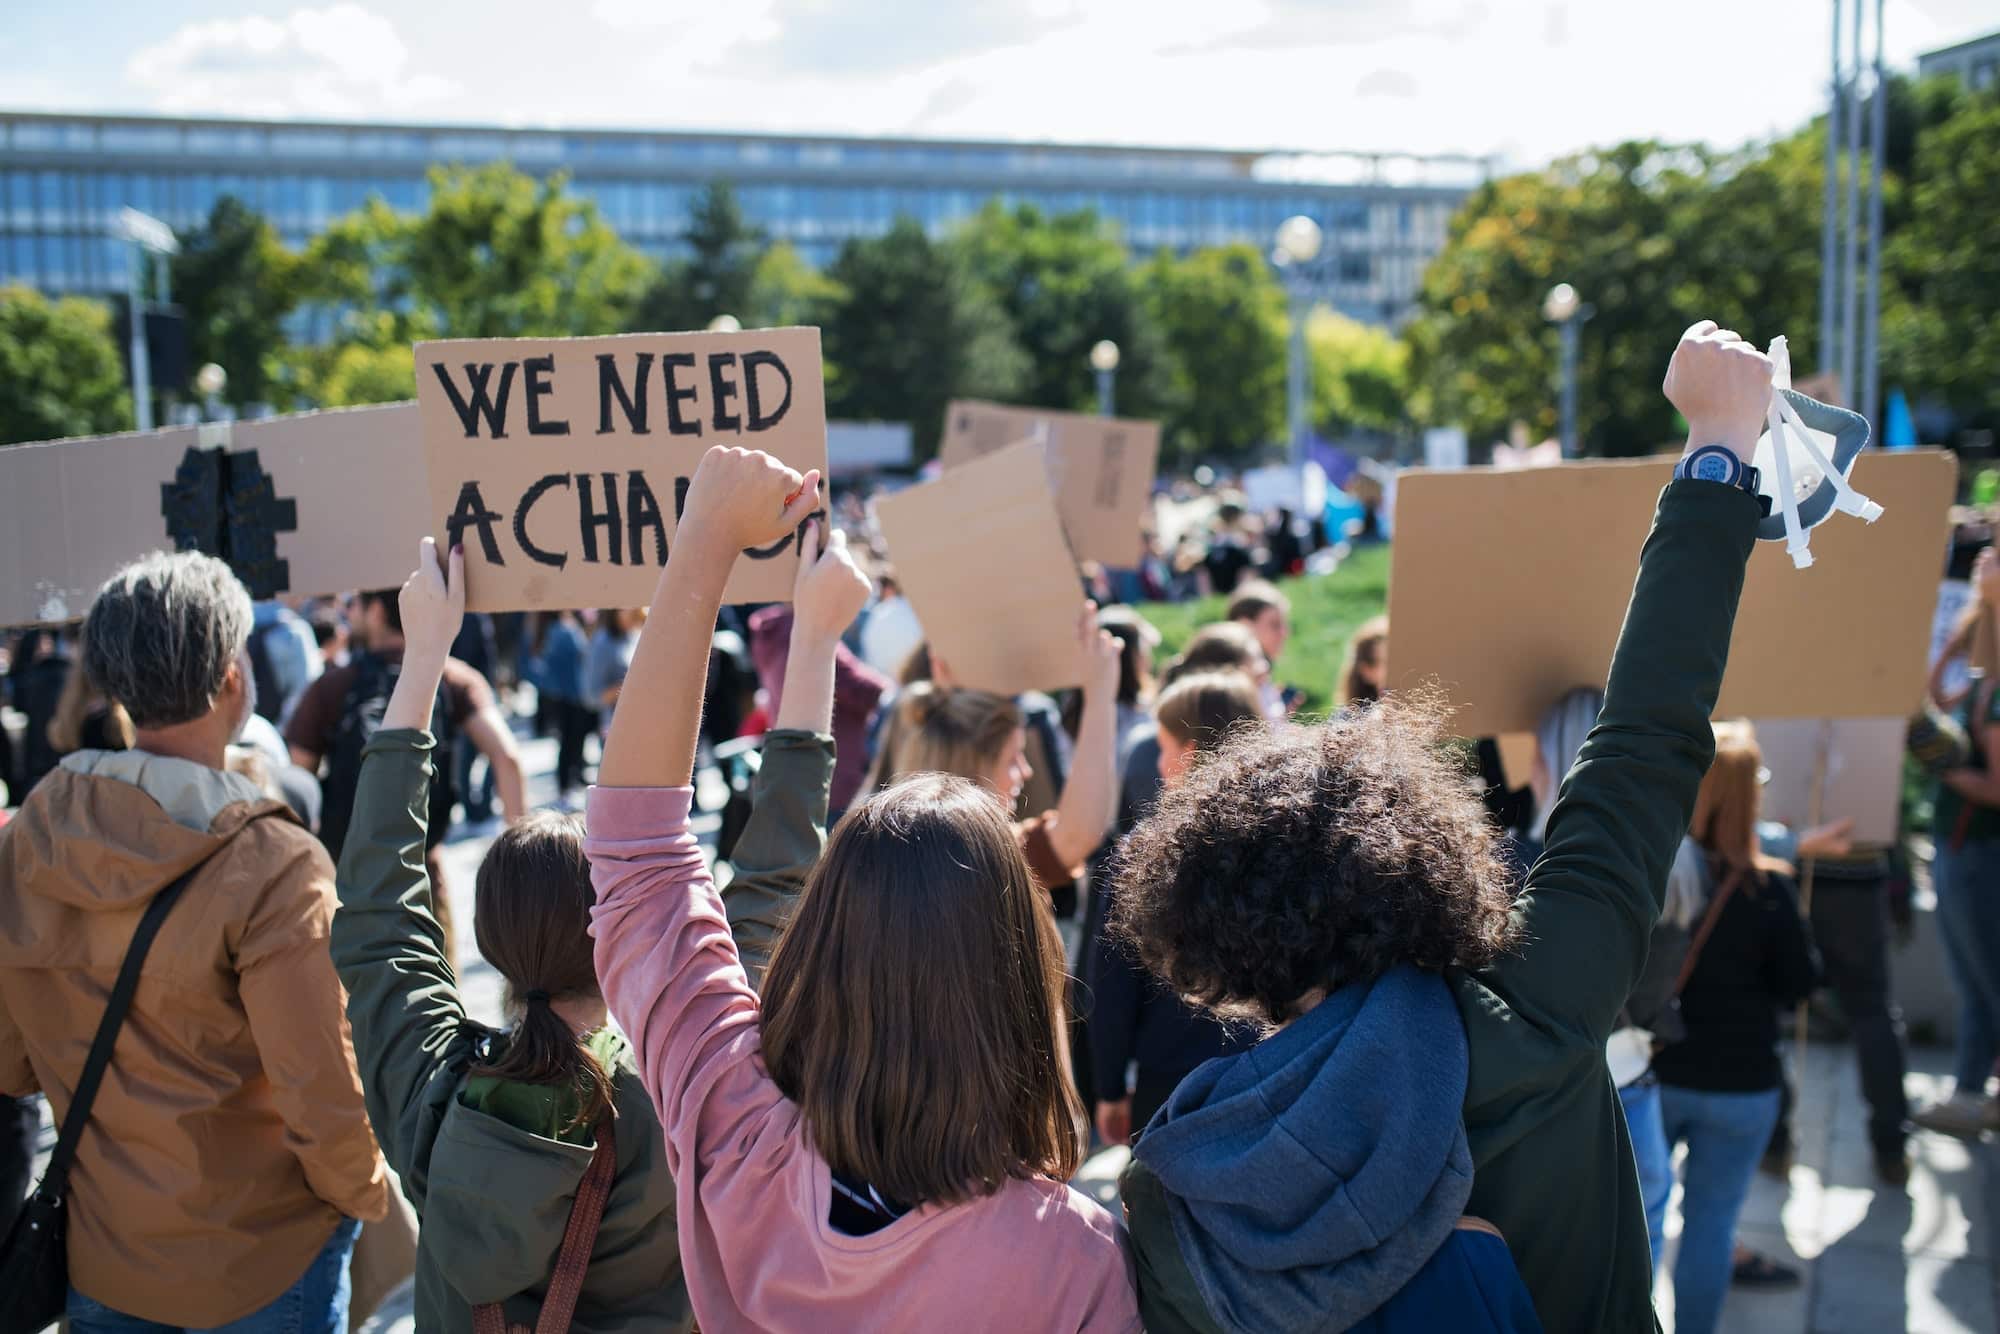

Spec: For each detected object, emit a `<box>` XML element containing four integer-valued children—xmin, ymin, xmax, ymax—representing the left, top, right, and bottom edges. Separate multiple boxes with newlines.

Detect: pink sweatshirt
<box><xmin>586</xmin><ymin>785</ymin><xmax>1140</xmax><ymax>1333</ymax></box>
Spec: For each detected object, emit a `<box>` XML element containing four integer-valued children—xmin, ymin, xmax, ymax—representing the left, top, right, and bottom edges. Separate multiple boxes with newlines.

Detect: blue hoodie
<box><xmin>1134</xmin><ymin>965</ymin><xmax>1537</xmax><ymax>1333</ymax></box>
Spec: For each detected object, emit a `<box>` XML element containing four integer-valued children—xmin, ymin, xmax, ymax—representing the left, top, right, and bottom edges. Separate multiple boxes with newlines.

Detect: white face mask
<box><xmin>1752</xmin><ymin>336</ymin><xmax>1881</xmax><ymax>569</ymax></box>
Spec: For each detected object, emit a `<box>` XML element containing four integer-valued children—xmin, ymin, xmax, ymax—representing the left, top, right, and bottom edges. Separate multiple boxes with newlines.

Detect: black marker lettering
<box><xmin>708</xmin><ymin>352</ymin><xmax>742</xmax><ymax>432</ymax></box>
<box><xmin>741</xmin><ymin>350</ymin><xmax>793</xmax><ymax>431</ymax></box>
<box><xmin>597</xmin><ymin>352</ymin><xmax>652</xmax><ymax>435</ymax></box>
<box><xmin>446</xmin><ymin>481</ymin><xmax>505</xmax><ymax>564</ymax></box>
<box><xmin>515</xmin><ymin>473</ymin><xmax>571</xmax><ymax>568</ymax></box>
<box><xmin>662</xmin><ymin>354</ymin><xmax>702</xmax><ymax>436</ymax></box>
<box><xmin>577</xmin><ymin>471</ymin><xmax>622</xmax><ymax>565</ymax></box>
<box><xmin>523</xmin><ymin>355</ymin><xmax>569</xmax><ymax>437</ymax></box>
<box><xmin>626</xmin><ymin>470</ymin><xmax>668</xmax><ymax>567</ymax></box>
<box><xmin>432</xmin><ymin>362</ymin><xmax>517</xmax><ymax>438</ymax></box>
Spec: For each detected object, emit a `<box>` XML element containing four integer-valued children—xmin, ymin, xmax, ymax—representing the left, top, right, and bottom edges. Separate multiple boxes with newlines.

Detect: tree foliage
<box><xmin>170</xmin><ymin>196</ymin><xmax>300</xmax><ymax>409</ymax></box>
<box><xmin>819</xmin><ymin>218</ymin><xmax>1027</xmax><ymax>458</ymax></box>
<box><xmin>954</xmin><ymin>202</ymin><xmax>1170</xmax><ymax>419</ymax></box>
<box><xmin>633</xmin><ymin>181</ymin><xmax>767</xmax><ymax>333</ymax></box>
<box><xmin>0</xmin><ymin>285</ymin><xmax>133</xmax><ymax>444</ymax></box>
<box><xmin>1139</xmin><ymin>243</ymin><xmax>1287</xmax><ymax>464</ymax></box>
<box><xmin>1307</xmin><ymin>308</ymin><xmax>1411</xmax><ymax>438</ymax></box>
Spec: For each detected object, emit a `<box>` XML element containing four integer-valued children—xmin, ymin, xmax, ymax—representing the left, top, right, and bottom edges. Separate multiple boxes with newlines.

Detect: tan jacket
<box><xmin>0</xmin><ymin>750</ymin><xmax>390</xmax><ymax>1327</ymax></box>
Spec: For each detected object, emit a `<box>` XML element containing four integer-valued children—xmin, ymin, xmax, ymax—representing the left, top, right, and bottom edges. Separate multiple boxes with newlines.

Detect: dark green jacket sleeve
<box><xmin>329</xmin><ymin>727</ymin><xmax>469</xmax><ymax>1180</ymax></box>
<box><xmin>724</xmin><ymin>729</ymin><xmax>835</xmax><ymax>992</ymax></box>
<box><xmin>1477</xmin><ymin>480</ymin><xmax>1760</xmax><ymax>1049</ymax></box>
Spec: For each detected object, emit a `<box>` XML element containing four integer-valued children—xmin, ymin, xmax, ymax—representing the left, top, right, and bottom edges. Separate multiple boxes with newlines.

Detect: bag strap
<box><xmin>472</xmin><ymin>1117</ymin><xmax>618</xmax><ymax>1334</ymax></box>
<box><xmin>39</xmin><ymin>848</ymin><xmax>222</xmax><ymax>1196</ymax></box>
<box><xmin>1673</xmin><ymin>863</ymin><xmax>1746</xmax><ymax>999</ymax></box>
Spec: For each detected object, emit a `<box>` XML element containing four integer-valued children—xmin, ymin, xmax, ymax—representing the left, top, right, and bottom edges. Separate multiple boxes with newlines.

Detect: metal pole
<box><xmin>1863</xmin><ymin>0</ymin><xmax>1886</xmax><ymax>432</ymax></box>
<box><xmin>1820</xmin><ymin>0</ymin><xmax>1842</xmax><ymax>377</ymax></box>
<box><xmin>1288</xmin><ymin>285</ymin><xmax>1309</xmax><ymax>467</ymax></box>
<box><xmin>1096</xmin><ymin>367</ymin><xmax>1115</xmax><ymax>417</ymax></box>
<box><xmin>1559</xmin><ymin>318</ymin><xmax>1580</xmax><ymax>459</ymax></box>
<box><xmin>1841</xmin><ymin>0</ymin><xmax>1864</xmax><ymax>400</ymax></box>
<box><xmin>126</xmin><ymin>240</ymin><xmax>153</xmax><ymax>432</ymax></box>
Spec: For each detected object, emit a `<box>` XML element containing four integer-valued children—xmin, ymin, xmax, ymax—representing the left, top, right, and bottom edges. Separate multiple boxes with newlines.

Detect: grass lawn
<box><xmin>1135</xmin><ymin>543</ymin><xmax>1390</xmax><ymax>716</ymax></box>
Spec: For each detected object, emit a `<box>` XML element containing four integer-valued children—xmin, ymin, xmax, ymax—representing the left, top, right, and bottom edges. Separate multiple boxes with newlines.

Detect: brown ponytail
<box><xmin>467</xmin><ymin>810</ymin><xmax>614</xmax><ymax>1134</ymax></box>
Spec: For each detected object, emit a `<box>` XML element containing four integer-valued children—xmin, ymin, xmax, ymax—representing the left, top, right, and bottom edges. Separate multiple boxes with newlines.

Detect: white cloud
<box><xmin>127</xmin><ymin>4</ymin><xmax>458</xmax><ymax>118</ymax></box>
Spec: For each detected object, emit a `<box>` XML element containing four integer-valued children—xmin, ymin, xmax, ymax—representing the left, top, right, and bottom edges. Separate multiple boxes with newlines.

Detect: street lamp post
<box><xmin>197</xmin><ymin>363</ymin><xmax>228</xmax><ymax>423</ymax></box>
<box><xmin>707</xmin><ymin>314</ymin><xmax>742</xmax><ymax>333</ymax></box>
<box><xmin>1274</xmin><ymin>215</ymin><xmax>1324</xmax><ymax>469</ymax></box>
<box><xmin>1089</xmin><ymin>339</ymin><xmax>1120</xmax><ymax>416</ymax></box>
<box><xmin>1542</xmin><ymin>283</ymin><xmax>1592</xmax><ymax>458</ymax></box>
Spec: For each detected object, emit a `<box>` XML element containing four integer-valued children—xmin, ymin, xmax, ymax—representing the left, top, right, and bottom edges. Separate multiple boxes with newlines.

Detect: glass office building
<box><xmin>0</xmin><ymin>110</ymin><xmax>1487</xmax><ymax>327</ymax></box>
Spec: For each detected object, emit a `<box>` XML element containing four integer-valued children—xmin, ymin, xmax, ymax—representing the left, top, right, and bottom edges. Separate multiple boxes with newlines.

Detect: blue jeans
<box><xmin>1661</xmin><ymin>1085</ymin><xmax>1782</xmax><ymax>1334</ymax></box>
<box><xmin>1932</xmin><ymin>838</ymin><xmax>2000</xmax><ymax>1090</ymax></box>
<box><xmin>1619</xmin><ymin>1076</ymin><xmax>1671</xmax><ymax>1277</ymax></box>
<box><xmin>69</xmin><ymin>1215</ymin><xmax>360</xmax><ymax>1334</ymax></box>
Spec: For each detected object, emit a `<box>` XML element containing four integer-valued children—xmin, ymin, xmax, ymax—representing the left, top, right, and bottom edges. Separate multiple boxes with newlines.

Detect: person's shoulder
<box><xmin>993</xmin><ymin>1174</ymin><xmax>1127</xmax><ymax>1249</ymax></box>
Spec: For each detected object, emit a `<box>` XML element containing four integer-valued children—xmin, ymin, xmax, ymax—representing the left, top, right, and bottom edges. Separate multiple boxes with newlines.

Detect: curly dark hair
<box><xmin>1110</xmin><ymin>692</ymin><xmax>1521</xmax><ymax>1026</ymax></box>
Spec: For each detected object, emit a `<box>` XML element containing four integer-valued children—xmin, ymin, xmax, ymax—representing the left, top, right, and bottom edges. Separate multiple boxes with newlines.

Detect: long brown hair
<box><xmin>1156</xmin><ymin>671</ymin><xmax>1263</xmax><ymax>753</ymax></box>
<box><xmin>1690</xmin><ymin>722</ymin><xmax>1792</xmax><ymax>881</ymax></box>
<box><xmin>468</xmin><ymin>811</ymin><xmax>614</xmax><ymax>1134</ymax></box>
<box><xmin>49</xmin><ymin>635</ymin><xmax>133</xmax><ymax>753</ymax></box>
<box><xmin>759</xmin><ymin>774</ymin><xmax>1083</xmax><ymax>1206</ymax></box>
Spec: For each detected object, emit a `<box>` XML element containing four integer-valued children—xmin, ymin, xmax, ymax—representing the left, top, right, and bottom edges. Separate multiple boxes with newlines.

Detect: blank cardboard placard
<box><xmin>1751</xmin><ymin>717</ymin><xmax>1904</xmax><ymax>847</ymax></box>
<box><xmin>0</xmin><ymin>404</ymin><xmax>429</xmax><ymax>627</ymax></box>
<box><xmin>1387</xmin><ymin>450</ymin><xmax>1957</xmax><ymax>738</ymax></box>
<box><xmin>874</xmin><ymin>440</ymin><xmax>1088</xmax><ymax>695</ymax></box>
<box><xmin>938</xmin><ymin>399</ymin><xmax>1160</xmax><ymax>568</ymax></box>
<box><xmin>416</xmin><ymin>328</ymin><xmax>828</xmax><ymax>612</ymax></box>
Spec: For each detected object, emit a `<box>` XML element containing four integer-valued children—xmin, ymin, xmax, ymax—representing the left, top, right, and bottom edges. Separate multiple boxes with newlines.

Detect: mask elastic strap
<box><xmin>1777</xmin><ymin>395</ymin><xmax>1883</xmax><ymax>523</ymax></box>
<box><xmin>1768</xmin><ymin>395</ymin><xmax>1814</xmax><ymax>569</ymax></box>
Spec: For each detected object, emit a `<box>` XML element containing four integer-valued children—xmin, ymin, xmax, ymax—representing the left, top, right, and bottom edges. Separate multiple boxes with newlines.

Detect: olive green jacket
<box><xmin>1122</xmin><ymin>480</ymin><xmax>1761</xmax><ymax>1333</ymax></box>
<box><xmin>331</xmin><ymin>727</ymin><xmax>832</xmax><ymax>1333</ymax></box>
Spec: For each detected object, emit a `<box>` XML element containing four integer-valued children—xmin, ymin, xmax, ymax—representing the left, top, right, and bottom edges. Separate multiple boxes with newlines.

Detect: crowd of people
<box><xmin>0</xmin><ymin>322</ymin><xmax>1990</xmax><ymax>1333</ymax></box>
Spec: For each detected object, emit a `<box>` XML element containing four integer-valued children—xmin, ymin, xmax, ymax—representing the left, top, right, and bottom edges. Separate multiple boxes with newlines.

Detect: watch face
<box><xmin>1691</xmin><ymin>450</ymin><xmax>1736</xmax><ymax>484</ymax></box>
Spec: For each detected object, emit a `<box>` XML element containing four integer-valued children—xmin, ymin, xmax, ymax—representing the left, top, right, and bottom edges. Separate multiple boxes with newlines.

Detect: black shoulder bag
<box><xmin>0</xmin><ymin>851</ymin><xmax>217</xmax><ymax>1333</ymax></box>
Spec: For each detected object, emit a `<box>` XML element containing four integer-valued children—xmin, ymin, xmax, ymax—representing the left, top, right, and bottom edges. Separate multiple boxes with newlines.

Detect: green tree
<box><xmin>0</xmin><ymin>285</ymin><xmax>133</xmax><ymax>444</ymax></box>
<box><xmin>747</xmin><ymin>241</ymin><xmax>845</xmax><ymax>330</ymax></box>
<box><xmin>1404</xmin><ymin>139</ymin><xmax>1824</xmax><ymax>456</ymax></box>
<box><xmin>1139</xmin><ymin>243</ymin><xmax>1286</xmax><ymax>463</ymax></box>
<box><xmin>633</xmin><ymin>181</ymin><xmax>767</xmax><ymax>332</ymax></box>
<box><xmin>1306</xmin><ymin>308</ymin><xmax>1412</xmax><ymax>439</ymax></box>
<box><xmin>170</xmin><ymin>196</ymin><xmax>300</xmax><ymax>410</ymax></box>
<box><xmin>820</xmin><ymin>218</ymin><xmax>1027</xmax><ymax>457</ymax></box>
<box><xmin>954</xmin><ymin>201</ymin><xmax>1170</xmax><ymax>419</ymax></box>
<box><xmin>1882</xmin><ymin>87</ymin><xmax>2000</xmax><ymax>427</ymax></box>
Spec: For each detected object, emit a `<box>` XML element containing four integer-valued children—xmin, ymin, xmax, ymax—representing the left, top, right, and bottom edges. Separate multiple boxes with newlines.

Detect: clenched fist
<box><xmin>1664</xmin><ymin>321</ymin><xmax>1775</xmax><ymax>461</ymax></box>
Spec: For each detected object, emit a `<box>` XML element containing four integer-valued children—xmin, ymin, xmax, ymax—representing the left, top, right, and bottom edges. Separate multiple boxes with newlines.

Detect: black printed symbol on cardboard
<box><xmin>158</xmin><ymin>446</ymin><xmax>300</xmax><ymax>599</ymax></box>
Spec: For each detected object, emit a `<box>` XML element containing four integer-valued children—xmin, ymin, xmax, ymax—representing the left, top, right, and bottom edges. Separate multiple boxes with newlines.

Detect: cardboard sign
<box><xmin>937</xmin><ymin>400</ymin><xmax>1160</xmax><ymax>568</ymax></box>
<box><xmin>873</xmin><ymin>440</ymin><xmax>1088</xmax><ymax>695</ymax></box>
<box><xmin>1387</xmin><ymin>450</ymin><xmax>1957</xmax><ymax>737</ymax></box>
<box><xmin>0</xmin><ymin>404</ymin><xmax>430</xmax><ymax>627</ymax></box>
<box><xmin>415</xmin><ymin>328</ymin><xmax>828</xmax><ymax>612</ymax></box>
<box><xmin>1751</xmin><ymin>717</ymin><xmax>1904</xmax><ymax>847</ymax></box>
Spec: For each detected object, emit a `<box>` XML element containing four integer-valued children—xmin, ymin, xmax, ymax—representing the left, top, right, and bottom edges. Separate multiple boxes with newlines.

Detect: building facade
<box><xmin>0</xmin><ymin>110</ymin><xmax>1486</xmax><ymax>328</ymax></box>
<box><xmin>1917</xmin><ymin>30</ymin><xmax>2000</xmax><ymax>92</ymax></box>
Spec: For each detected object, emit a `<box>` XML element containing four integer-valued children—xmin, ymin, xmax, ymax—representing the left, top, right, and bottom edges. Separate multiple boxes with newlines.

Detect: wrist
<box><xmin>1680</xmin><ymin>422</ymin><xmax>1757</xmax><ymax>461</ymax></box>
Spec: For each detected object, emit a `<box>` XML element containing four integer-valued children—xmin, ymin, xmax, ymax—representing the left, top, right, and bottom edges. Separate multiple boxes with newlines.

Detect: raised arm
<box><xmin>329</xmin><ymin>539</ymin><xmax>472</xmax><ymax>1176</ymax></box>
<box><xmin>1482</xmin><ymin>323</ymin><xmax>1771</xmax><ymax>1045</ymax></box>
<box><xmin>1047</xmin><ymin>608</ymin><xmax>1124</xmax><ymax>870</ymax></box>
<box><xmin>588</xmin><ymin>447</ymin><xmax>818</xmax><ymax>1178</ymax></box>
<box><xmin>726</xmin><ymin>521</ymin><xmax>870</xmax><ymax>988</ymax></box>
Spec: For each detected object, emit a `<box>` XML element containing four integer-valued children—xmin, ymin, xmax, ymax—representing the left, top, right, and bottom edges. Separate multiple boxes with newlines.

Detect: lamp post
<box><xmin>1274</xmin><ymin>214</ymin><xmax>1323</xmax><ymax>468</ymax></box>
<box><xmin>1089</xmin><ymin>339</ymin><xmax>1120</xmax><ymax>416</ymax></box>
<box><xmin>116</xmin><ymin>207</ymin><xmax>178</xmax><ymax>432</ymax></box>
<box><xmin>1542</xmin><ymin>283</ymin><xmax>1592</xmax><ymax>458</ymax></box>
<box><xmin>707</xmin><ymin>314</ymin><xmax>741</xmax><ymax>333</ymax></box>
<box><xmin>197</xmin><ymin>363</ymin><xmax>227</xmax><ymax>423</ymax></box>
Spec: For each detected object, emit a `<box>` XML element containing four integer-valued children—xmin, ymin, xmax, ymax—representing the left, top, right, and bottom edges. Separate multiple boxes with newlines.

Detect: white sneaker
<box><xmin>1912</xmin><ymin>1091</ymin><xmax>2000</xmax><ymax>1139</ymax></box>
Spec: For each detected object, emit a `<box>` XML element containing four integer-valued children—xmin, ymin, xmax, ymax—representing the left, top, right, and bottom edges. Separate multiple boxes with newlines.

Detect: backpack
<box><xmin>318</xmin><ymin>651</ymin><xmax>456</xmax><ymax>861</ymax></box>
<box><xmin>247</xmin><ymin>618</ymin><xmax>291</xmax><ymax>723</ymax></box>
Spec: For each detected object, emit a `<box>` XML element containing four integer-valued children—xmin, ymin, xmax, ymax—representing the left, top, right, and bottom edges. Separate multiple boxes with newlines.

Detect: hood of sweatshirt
<box><xmin>1134</xmin><ymin>964</ymin><xmax>1474</xmax><ymax>1334</ymax></box>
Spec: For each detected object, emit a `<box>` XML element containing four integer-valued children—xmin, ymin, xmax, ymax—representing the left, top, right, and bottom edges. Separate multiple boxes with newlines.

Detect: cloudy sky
<box><xmin>3</xmin><ymin>1</ymin><xmax>1993</xmax><ymax>166</ymax></box>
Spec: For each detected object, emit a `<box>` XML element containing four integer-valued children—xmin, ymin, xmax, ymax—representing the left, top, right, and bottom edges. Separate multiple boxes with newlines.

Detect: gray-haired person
<box><xmin>0</xmin><ymin>551</ymin><xmax>389</xmax><ymax>1333</ymax></box>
